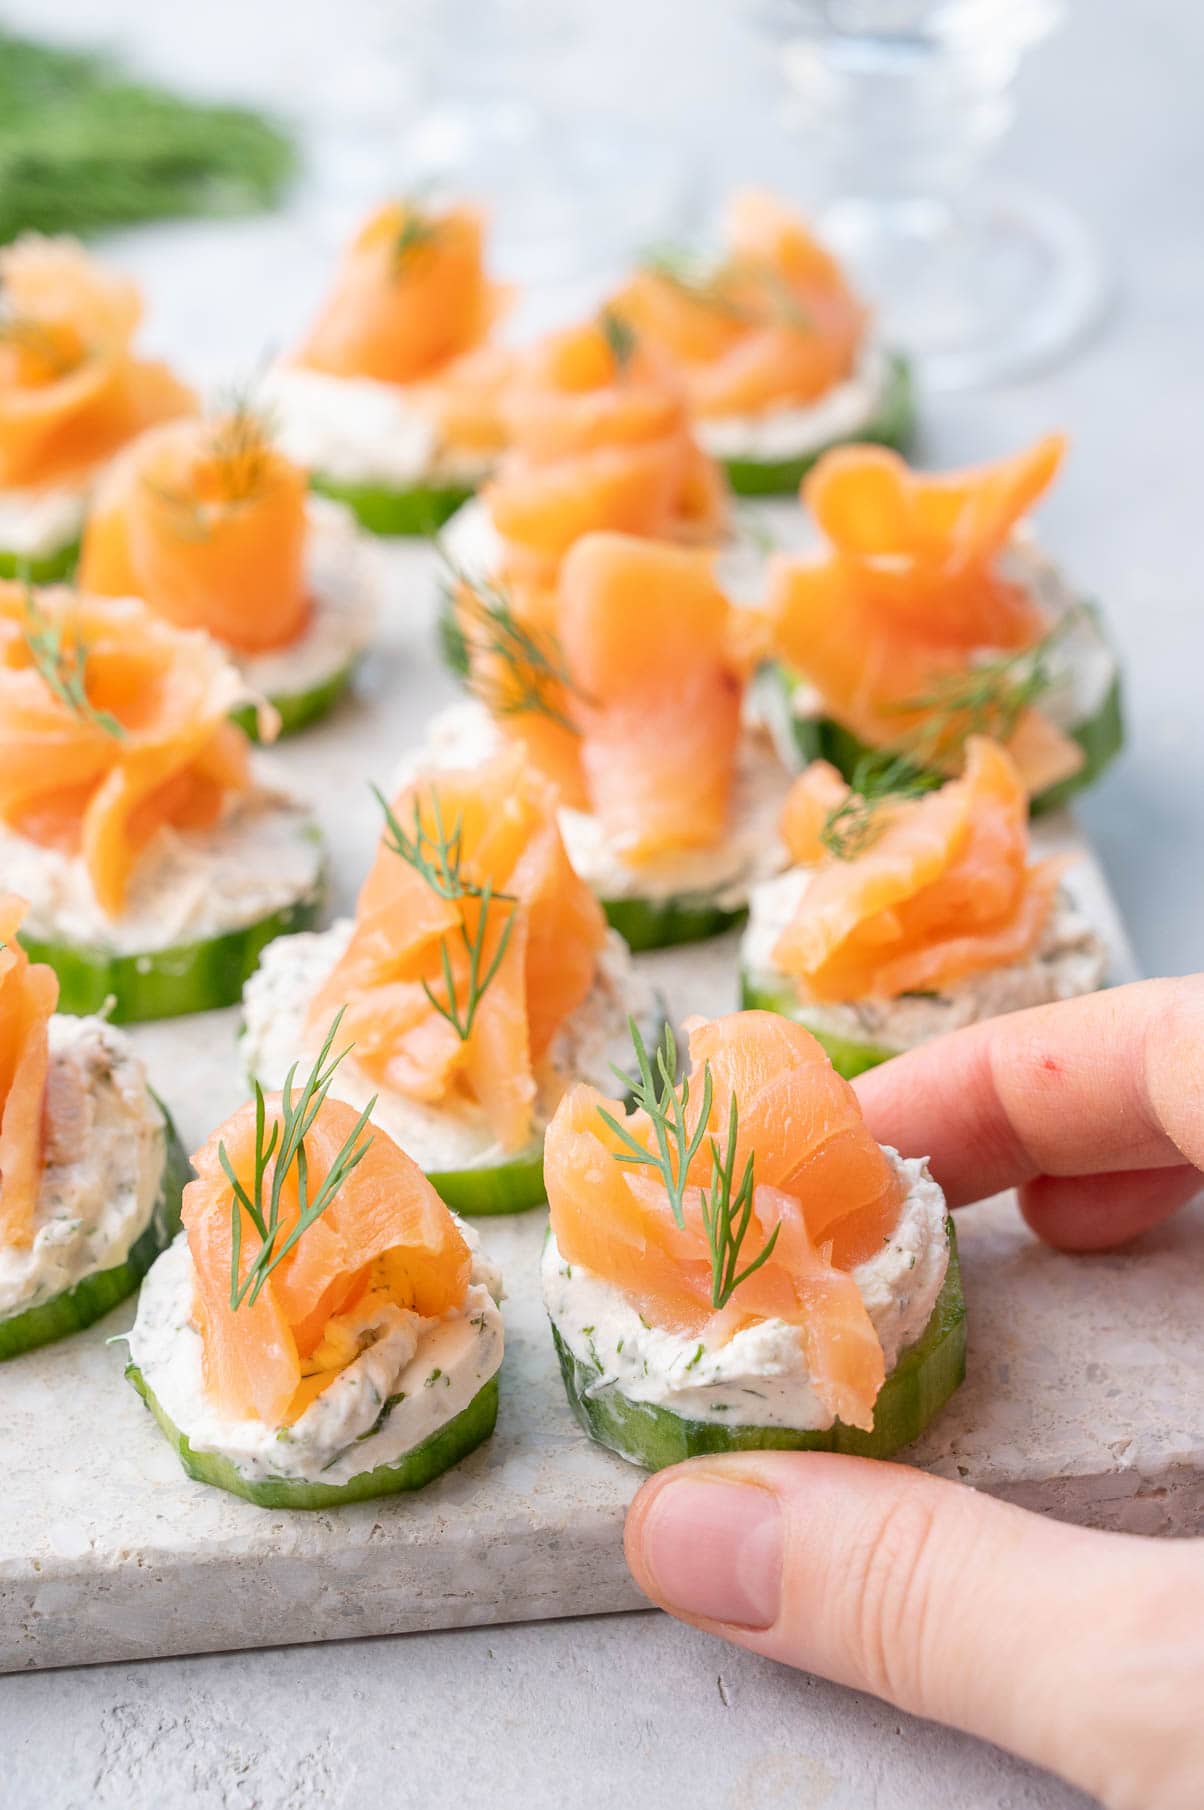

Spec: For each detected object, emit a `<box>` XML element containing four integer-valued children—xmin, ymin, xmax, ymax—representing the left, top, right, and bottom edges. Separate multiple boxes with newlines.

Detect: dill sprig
<box><xmin>640</xmin><ymin>245</ymin><xmax>814</xmax><ymax>334</ymax></box>
<box><xmin>206</xmin><ymin>384</ymin><xmax>279</xmax><ymax>503</ymax></box>
<box><xmin>224</xmin><ymin>1011</ymin><xmax>377</xmax><ymax>1313</ymax></box>
<box><xmin>21</xmin><ymin>588</ymin><xmax>124</xmax><ymax>739</ymax></box>
<box><xmin>819</xmin><ymin>750</ymin><xmax>939</xmax><ymax>861</ymax></box>
<box><xmin>599</xmin><ymin>306</ymin><xmax>637</xmax><ymax>372</ymax></box>
<box><xmin>600</xmin><ymin>1020</ymin><xmax>780</xmax><ymax>1311</ymax></box>
<box><xmin>374</xmin><ymin>784</ymin><xmax>517</xmax><ymax>1042</ymax></box>
<box><xmin>451</xmin><ymin>567</ymin><xmax>585</xmax><ymax>734</ymax></box>
<box><xmin>392</xmin><ymin>205</ymin><xmax>441</xmax><ymax>271</ymax></box>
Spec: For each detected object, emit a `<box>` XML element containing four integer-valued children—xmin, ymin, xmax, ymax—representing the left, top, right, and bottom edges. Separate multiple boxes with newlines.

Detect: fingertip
<box><xmin>1019</xmin><ymin>1166</ymin><xmax>1203</xmax><ymax>1251</ymax></box>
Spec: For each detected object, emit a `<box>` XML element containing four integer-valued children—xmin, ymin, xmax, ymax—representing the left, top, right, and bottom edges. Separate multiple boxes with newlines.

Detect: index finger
<box><xmin>852</xmin><ymin>976</ymin><xmax>1204</xmax><ymax>1207</ymax></box>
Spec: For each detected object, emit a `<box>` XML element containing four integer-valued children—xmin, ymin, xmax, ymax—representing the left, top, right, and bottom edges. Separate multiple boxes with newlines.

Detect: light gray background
<box><xmin>1</xmin><ymin>2</ymin><xmax>1198</xmax><ymax>1806</ymax></box>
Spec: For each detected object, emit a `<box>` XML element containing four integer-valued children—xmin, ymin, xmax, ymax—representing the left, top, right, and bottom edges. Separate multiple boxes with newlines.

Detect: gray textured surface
<box><xmin>1</xmin><ymin>0</ymin><xmax>1201</xmax><ymax>1805</ymax></box>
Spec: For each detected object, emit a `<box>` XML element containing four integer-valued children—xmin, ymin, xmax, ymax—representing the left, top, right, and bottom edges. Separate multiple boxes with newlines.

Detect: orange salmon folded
<box><xmin>0</xmin><ymin>236</ymin><xmax>195</xmax><ymax>491</ymax></box>
<box><xmin>79</xmin><ymin>410</ymin><xmax>311</xmax><ymax>655</ymax></box>
<box><xmin>768</xmin><ymin>435</ymin><xmax>1084</xmax><ymax>797</ymax></box>
<box><xmin>183</xmin><ymin>1094</ymin><xmax>472</xmax><ymax>1426</ymax></box>
<box><xmin>0</xmin><ymin>894</ymin><xmax>59</xmax><ymax>1248</ymax></box>
<box><xmin>611</xmin><ymin>190</ymin><xmax>866</xmax><ymax>419</ymax></box>
<box><xmin>304</xmin><ymin>748</ymin><xmax>608</xmax><ymax>1153</ymax></box>
<box><xmin>0</xmin><ymin>583</ymin><xmax>251</xmax><ymax>916</ymax></box>
<box><xmin>544</xmin><ymin>1010</ymin><xmax>905</xmax><ymax>1429</ymax></box>
<box><xmin>772</xmin><ymin>738</ymin><xmax>1063</xmax><ymax>1003</ymax></box>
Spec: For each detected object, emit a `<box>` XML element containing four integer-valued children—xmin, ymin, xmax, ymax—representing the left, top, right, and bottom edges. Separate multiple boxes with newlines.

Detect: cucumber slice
<box><xmin>124</xmin><ymin>1365</ymin><xmax>499</xmax><ymax>1508</ymax></box>
<box><xmin>426</xmin><ymin>1144</ymin><xmax>547</xmax><ymax>1217</ymax></box>
<box><xmin>757</xmin><ymin>660</ymin><xmax>1125</xmax><ymax>815</ymax></box>
<box><xmin>551</xmin><ymin>1220</ymin><xmax>965</xmax><ymax>1469</ymax></box>
<box><xmin>310</xmin><ymin>473</ymin><xmax>475</xmax><ymax>538</ymax></box>
<box><xmin>0</xmin><ymin>1104</ymin><xmax>190</xmax><ymax>1361</ymax></box>
<box><xmin>720</xmin><ymin>353</ymin><xmax>915</xmax><ymax>498</ymax></box>
<box><xmin>602</xmin><ymin>892</ymin><xmax>746</xmax><ymax>953</ymax></box>
<box><xmin>21</xmin><ymin>890</ymin><xmax>325</xmax><ymax>1024</ymax></box>
<box><xmin>740</xmin><ymin>970</ymin><xmax>899</xmax><ymax>1077</ymax></box>
<box><xmin>0</xmin><ymin>538</ymin><xmax>80</xmax><ymax>584</ymax></box>
<box><xmin>230</xmin><ymin>661</ymin><xmax>357</xmax><ymax>741</ymax></box>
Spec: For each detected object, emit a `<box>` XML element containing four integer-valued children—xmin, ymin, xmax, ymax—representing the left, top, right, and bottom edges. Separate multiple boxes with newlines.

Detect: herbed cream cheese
<box><xmin>543</xmin><ymin>1148</ymin><xmax>948</xmax><ymax>1434</ymax></box>
<box><xmin>414</xmin><ymin>700</ymin><xmax>792</xmax><ymax>909</ymax></box>
<box><xmin>261</xmin><ymin>366</ymin><xmax>491</xmax><ymax>491</ymax></box>
<box><xmin>241</xmin><ymin>922</ymin><xmax>655</xmax><ymax>1176</ymax></box>
<box><xmin>695</xmin><ymin>342</ymin><xmax>894</xmax><ymax>464</ymax></box>
<box><xmin>742</xmin><ymin>873</ymin><xmax>1108</xmax><ymax>1052</ymax></box>
<box><xmin>237</xmin><ymin>496</ymin><xmax>377</xmax><ymax>700</ymax></box>
<box><xmin>1</xmin><ymin>786</ymin><xmax>325</xmax><ymax>956</ymax></box>
<box><xmin>0</xmin><ymin>1016</ymin><xmax>166</xmax><ymax>1319</ymax></box>
<box><xmin>0</xmin><ymin>482</ymin><xmax>87</xmax><ymax>559</ymax></box>
<box><xmin>128</xmin><ymin>1223</ymin><xmax>503</xmax><ymax>1485</ymax></box>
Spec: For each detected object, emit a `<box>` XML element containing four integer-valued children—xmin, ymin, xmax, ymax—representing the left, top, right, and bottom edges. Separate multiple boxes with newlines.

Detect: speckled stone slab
<box><xmin>2</xmin><ymin>538</ymin><xmax>1198</xmax><ymax>1675</ymax></box>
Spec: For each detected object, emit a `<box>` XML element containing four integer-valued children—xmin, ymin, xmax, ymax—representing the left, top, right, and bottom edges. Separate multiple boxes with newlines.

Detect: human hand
<box><xmin>624</xmin><ymin>979</ymin><xmax>1204</xmax><ymax>1810</ymax></box>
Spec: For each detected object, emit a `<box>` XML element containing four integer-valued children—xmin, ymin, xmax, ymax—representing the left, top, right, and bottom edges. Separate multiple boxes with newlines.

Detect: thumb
<box><xmin>624</xmin><ymin>1452</ymin><xmax>1204</xmax><ymax>1810</ymax></box>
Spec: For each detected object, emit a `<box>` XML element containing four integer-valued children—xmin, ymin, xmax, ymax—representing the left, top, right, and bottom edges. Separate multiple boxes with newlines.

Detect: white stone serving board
<box><xmin>2</xmin><ymin>536</ymin><xmax>1200</xmax><ymax>1676</ymax></box>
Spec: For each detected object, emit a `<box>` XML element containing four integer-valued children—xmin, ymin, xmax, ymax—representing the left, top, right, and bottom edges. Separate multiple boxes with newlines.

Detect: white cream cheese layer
<box><xmin>128</xmin><ymin>1224</ymin><xmax>503</xmax><ymax>1485</ymax></box>
<box><xmin>415</xmin><ymin>701</ymin><xmax>791</xmax><ymax>909</ymax></box>
<box><xmin>262</xmin><ymin>367</ymin><xmax>491</xmax><ymax>491</ymax></box>
<box><xmin>1</xmin><ymin>786</ymin><xmax>324</xmax><ymax>955</ymax></box>
<box><xmin>0</xmin><ymin>1017</ymin><xmax>166</xmax><ymax>1318</ymax></box>
<box><xmin>237</xmin><ymin>496</ymin><xmax>377</xmax><ymax>701</ymax></box>
<box><xmin>543</xmin><ymin>1149</ymin><xmax>948</xmax><ymax>1434</ymax></box>
<box><xmin>695</xmin><ymin>343</ymin><xmax>894</xmax><ymax>465</ymax></box>
<box><xmin>0</xmin><ymin>483</ymin><xmax>87</xmax><ymax>559</ymax></box>
<box><xmin>242</xmin><ymin>922</ymin><xmax>653</xmax><ymax>1175</ymax></box>
<box><xmin>742</xmin><ymin>874</ymin><xmax>1107</xmax><ymax>1051</ymax></box>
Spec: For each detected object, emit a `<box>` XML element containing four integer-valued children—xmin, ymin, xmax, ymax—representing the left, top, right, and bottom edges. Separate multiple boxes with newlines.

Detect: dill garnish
<box><xmin>224</xmin><ymin>1011</ymin><xmax>377</xmax><ymax>1313</ymax></box>
<box><xmin>640</xmin><ymin>246</ymin><xmax>814</xmax><ymax>333</ymax></box>
<box><xmin>392</xmin><ymin>206</ymin><xmax>441</xmax><ymax>271</ymax></box>
<box><xmin>819</xmin><ymin>750</ymin><xmax>939</xmax><ymax>862</ymax></box>
<box><xmin>600</xmin><ymin>1019</ymin><xmax>780</xmax><ymax>1311</ymax></box>
<box><xmin>21</xmin><ymin>588</ymin><xmax>124</xmax><ymax>739</ymax></box>
<box><xmin>374</xmin><ymin>784</ymin><xmax>517</xmax><ymax>1042</ymax></box>
<box><xmin>451</xmin><ymin>568</ymin><xmax>585</xmax><ymax>734</ymax></box>
<box><xmin>599</xmin><ymin>306</ymin><xmax>637</xmax><ymax>372</ymax></box>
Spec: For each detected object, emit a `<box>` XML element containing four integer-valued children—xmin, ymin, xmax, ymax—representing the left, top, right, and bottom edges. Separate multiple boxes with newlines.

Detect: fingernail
<box><xmin>633</xmin><ymin>1476</ymin><xmax>783</xmax><ymax>1629</ymax></box>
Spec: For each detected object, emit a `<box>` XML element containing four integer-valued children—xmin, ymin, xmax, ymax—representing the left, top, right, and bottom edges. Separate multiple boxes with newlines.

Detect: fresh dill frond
<box><xmin>450</xmin><ymin>566</ymin><xmax>585</xmax><ymax>735</ymax></box>
<box><xmin>895</xmin><ymin>617</ymin><xmax>1070</xmax><ymax>766</ymax></box>
<box><xmin>640</xmin><ymin>245</ymin><xmax>751</xmax><ymax>322</ymax></box>
<box><xmin>224</xmin><ymin>1010</ymin><xmax>376</xmax><ymax>1313</ymax></box>
<box><xmin>21</xmin><ymin>588</ymin><xmax>124</xmax><ymax>739</ymax></box>
<box><xmin>392</xmin><ymin>204</ymin><xmax>441</xmax><ymax>271</ymax></box>
<box><xmin>698</xmin><ymin>1090</ymin><xmax>778</xmax><ymax>1310</ymax></box>
<box><xmin>599</xmin><ymin>306</ymin><xmax>638</xmax><ymax>372</ymax></box>
<box><xmin>819</xmin><ymin>750</ymin><xmax>939</xmax><ymax>862</ymax></box>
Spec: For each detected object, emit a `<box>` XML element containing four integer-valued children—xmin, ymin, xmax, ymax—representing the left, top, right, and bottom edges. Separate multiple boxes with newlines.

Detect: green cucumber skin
<box><xmin>602</xmin><ymin>893</ymin><xmax>746</xmax><ymax>953</ymax></box>
<box><xmin>125</xmin><ymin>1364</ymin><xmax>499</xmax><ymax>1508</ymax></box>
<box><xmin>230</xmin><ymin>662</ymin><xmax>358</xmax><ymax>741</ymax></box>
<box><xmin>765</xmin><ymin>663</ymin><xmax>1125</xmax><ymax>815</ymax></box>
<box><xmin>427</xmin><ymin>1146</ymin><xmax>547</xmax><ymax>1217</ymax></box>
<box><xmin>551</xmin><ymin>1220</ymin><xmax>965</xmax><ymax>1470</ymax></box>
<box><xmin>0</xmin><ymin>1105</ymin><xmax>191</xmax><ymax>1361</ymax></box>
<box><xmin>739</xmin><ymin>972</ymin><xmax>899</xmax><ymax>1078</ymax></box>
<box><xmin>0</xmin><ymin>538</ymin><xmax>81</xmax><ymax>584</ymax></box>
<box><xmin>20</xmin><ymin>886</ymin><xmax>326</xmax><ymax>1024</ymax></box>
<box><xmin>310</xmin><ymin>474</ymin><xmax>476</xmax><ymax>538</ymax></box>
<box><xmin>721</xmin><ymin>353</ymin><xmax>916</xmax><ymax>498</ymax></box>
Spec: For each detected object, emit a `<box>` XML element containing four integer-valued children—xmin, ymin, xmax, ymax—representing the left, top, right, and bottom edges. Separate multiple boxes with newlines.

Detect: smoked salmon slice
<box><xmin>79</xmin><ymin>409</ymin><xmax>311</xmax><ymax>655</ymax></box>
<box><xmin>184</xmin><ymin>1093</ymin><xmax>472</xmax><ymax>1425</ymax></box>
<box><xmin>0</xmin><ymin>894</ymin><xmax>59</xmax><ymax>1248</ymax></box>
<box><xmin>483</xmin><ymin>316</ymin><xmax>727</xmax><ymax>597</ymax></box>
<box><xmin>0</xmin><ymin>236</ymin><xmax>195</xmax><ymax>490</ymax></box>
<box><xmin>611</xmin><ymin>190</ymin><xmax>866</xmax><ymax>419</ymax></box>
<box><xmin>769</xmin><ymin>437</ymin><xmax>1084</xmax><ymax>796</ymax></box>
<box><xmin>0</xmin><ymin>583</ymin><xmax>251</xmax><ymax>915</ymax></box>
<box><xmin>544</xmin><ymin>1010</ymin><xmax>904</xmax><ymax>1429</ymax></box>
<box><xmin>773</xmin><ymin>738</ymin><xmax>1063</xmax><ymax>1002</ymax></box>
<box><xmin>296</xmin><ymin>202</ymin><xmax>509</xmax><ymax>388</ymax></box>
<box><xmin>305</xmin><ymin>747</ymin><xmax>607</xmax><ymax>1151</ymax></box>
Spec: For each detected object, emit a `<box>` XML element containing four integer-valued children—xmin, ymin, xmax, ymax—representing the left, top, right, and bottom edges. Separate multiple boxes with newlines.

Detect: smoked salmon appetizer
<box><xmin>741</xmin><ymin>739</ymin><xmax>1108</xmax><ymax>1077</ymax></box>
<box><xmin>264</xmin><ymin>200</ymin><xmax>515</xmax><ymax>535</ymax></box>
<box><xmin>610</xmin><ymin>190</ymin><xmax>914</xmax><ymax>494</ymax></box>
<box><xmin>0</xmin><ymin>235</ymin><xmax>195</xmax><ymax>580</ymax></box>
<box><xmin>0</xmin><ymin>893</ymin><xmax>190</xmax><ymax>1359</ymax></box>
<box><xmin>241</xmin><ymin>744</ymin><xmax>655</xmax><ymax>1215</ymax></box>
<box><xmin>125</xmin><ymin>1019</ymin><xmax>503</xmax><ymax>1507</ymax></box>
<box><xmin>0</xmin><ymin>582</ymin><xmax>325</xmax><ymax>1021</ymax></box>
<box><xmin>542</xmin><ymin>1010</ymin><xmax>964</xmax><ymax>1467</ymax></box>
<box><xmin>764</xmin><ymin>436</ymin><xmax>1124</xmax><ymax>812</ymax></box>
<box><xmin>438</xmin><ymin>310</ymin><xmax>727</xmax><ymax>656</ymax></box>
<box><xmin>436</xmin><ymin>530</ymin><xmax>790</xmax><ymax>950</ymax></box>
<box><xmin>78</xmin><ymin>404</ymin><xmax>377</xmax><ymax>737</ymax></box>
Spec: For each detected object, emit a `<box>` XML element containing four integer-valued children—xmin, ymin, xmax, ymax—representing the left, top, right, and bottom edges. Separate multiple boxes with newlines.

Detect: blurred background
<box><xmin>2</xmin><ymin>0</ymin><xmax>1201</xmax><ymax>964</ymax></box>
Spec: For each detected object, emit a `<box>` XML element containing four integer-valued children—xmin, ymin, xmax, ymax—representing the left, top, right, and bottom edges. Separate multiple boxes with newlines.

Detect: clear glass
<box><xmin>762</xmin><ymin>0</ymin><xmax>1108</xmax><ymax>389</ymax></box>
